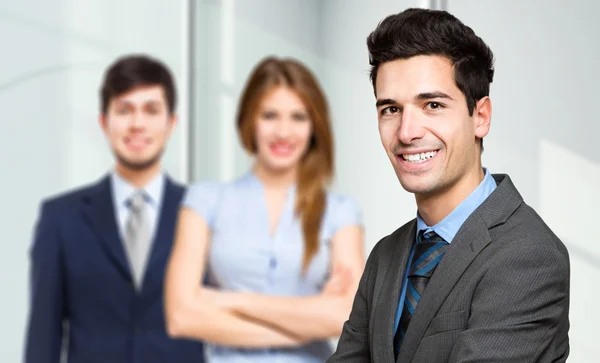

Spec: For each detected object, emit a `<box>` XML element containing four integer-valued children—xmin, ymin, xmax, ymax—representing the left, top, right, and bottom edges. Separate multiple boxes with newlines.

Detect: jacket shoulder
<box><xmin>40</xmin><ymin>179</ymin><xmax>105</xmax><ymax>213</ymax></box>
<box><xmin>370</xmin><ymin>219</ymin><xmax>416</xmax><ymax>258</ymax></box>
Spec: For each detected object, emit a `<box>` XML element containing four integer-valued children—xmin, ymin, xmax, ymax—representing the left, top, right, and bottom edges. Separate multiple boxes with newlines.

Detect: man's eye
<box><xmin>382</xmin><ymin>106</ymin><xmax>399</xmax><ymax>115</ymax></box>
<box><xmin>426</xmin><ymin>102</ymin><xmax>443</xmax><ymax>110</ymax></box>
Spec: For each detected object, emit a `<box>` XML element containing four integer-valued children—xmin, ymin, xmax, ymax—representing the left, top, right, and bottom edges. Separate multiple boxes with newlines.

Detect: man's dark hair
<box><xmin>367</xmin><ymin>8</ymin><xmax>494</xmax><ymax>117</ymax></box>
<box><xmin>100</xmin><ymin>54</ymin><xmax>177</xmax><ymax>114</ymax></box>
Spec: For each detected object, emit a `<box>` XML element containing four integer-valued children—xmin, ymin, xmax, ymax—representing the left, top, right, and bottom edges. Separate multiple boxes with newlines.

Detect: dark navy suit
<box><xmin>24</xmin><ymin>174</ymin><xmax>205</xmax><ymax>363</ymax></box>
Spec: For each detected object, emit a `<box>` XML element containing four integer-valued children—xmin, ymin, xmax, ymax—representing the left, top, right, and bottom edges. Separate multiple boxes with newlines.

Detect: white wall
<box><xmin>0</xmin><ymin>1</ymin><xmax>189</xmax><ymax>361</ymax></box>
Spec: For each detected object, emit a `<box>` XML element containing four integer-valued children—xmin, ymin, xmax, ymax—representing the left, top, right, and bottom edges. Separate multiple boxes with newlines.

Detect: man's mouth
<box><xmin>399</xmin><ymin>150</ymin><xmax>438</xmax><ymax>163</ymax></box>
<box><xmin>125</xmin><ymin>137</ymin><xmax>150</xmax><ymax>150</ymax></box>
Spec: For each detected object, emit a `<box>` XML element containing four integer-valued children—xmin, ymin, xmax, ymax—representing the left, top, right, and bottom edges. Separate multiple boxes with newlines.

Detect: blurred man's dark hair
<box><xmin>100</xmin><ymin>54</ymin><xmax>177</xmax><ymax>114</ymax></box>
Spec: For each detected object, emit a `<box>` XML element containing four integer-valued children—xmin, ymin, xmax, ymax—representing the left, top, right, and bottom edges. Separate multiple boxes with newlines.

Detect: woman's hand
<box><xmin>322</xmin><ymin>265</ymin><xmax>354</xmax><ymax>297</ymax></box>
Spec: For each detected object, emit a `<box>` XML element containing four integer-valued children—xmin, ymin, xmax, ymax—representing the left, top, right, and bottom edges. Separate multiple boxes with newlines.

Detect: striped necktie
<box><xmin>394</xmin><ymin>230</ymin><xmax>449</xmax><ymax>357</ymax></box>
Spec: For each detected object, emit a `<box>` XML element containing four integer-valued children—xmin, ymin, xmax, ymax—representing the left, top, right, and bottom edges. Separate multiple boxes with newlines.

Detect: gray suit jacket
<box><xmin>328</xmin><ymin>174</ymin><xmax>570</xmax><ymax>363</ymax></box>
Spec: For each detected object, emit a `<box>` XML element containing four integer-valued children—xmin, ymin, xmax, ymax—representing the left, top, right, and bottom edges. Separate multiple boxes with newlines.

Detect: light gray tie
<box><xmin>124</xmin><ymin>191</ymin><xmax>151</xmax><ymax>290</ymax></box>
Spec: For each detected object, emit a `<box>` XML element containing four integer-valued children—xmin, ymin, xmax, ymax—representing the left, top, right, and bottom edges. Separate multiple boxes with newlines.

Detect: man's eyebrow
<box><xmin>375</xmin><ymin>98</ymin><xmax>396</xmax><ymax>108</ymax></box>
<box><xmin>415</xmin><ymin>91</ymin><xmax>454</xmax><ymax>101</ymax></box>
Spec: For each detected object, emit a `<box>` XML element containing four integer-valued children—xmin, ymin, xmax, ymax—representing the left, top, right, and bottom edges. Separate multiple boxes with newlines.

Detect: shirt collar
<box><xmin>416</xmin><ymin>168</ymin><xmax>497</xmax><ymax>243</ymax></box>
<box><xmin>110</xmin><ymin>170</ymin><xmax>165</xmax><ymax>209</ymax></box>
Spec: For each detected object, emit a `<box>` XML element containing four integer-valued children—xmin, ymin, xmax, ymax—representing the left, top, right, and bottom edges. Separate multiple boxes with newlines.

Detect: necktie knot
<box><xmin>128</xmin><ymin>191</ymin><xmax>147</xmax><ymax>212</ymax></box>
<box><xmin>410</xmin><ymin>230</ymin><xmax>449</xmax><ymax>277</ymax></box>
<box><xmin>420</xmin><ymin>229</ymin><xmax>445</xmax><ymax>243</ymax></box>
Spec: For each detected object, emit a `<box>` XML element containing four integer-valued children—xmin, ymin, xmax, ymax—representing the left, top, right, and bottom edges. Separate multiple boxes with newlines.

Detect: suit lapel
<box><xmin>80</xmin><ymin>175</ymin><xmax>132</xmax><ymax>281</ymax></box>
<box><xmin>372</xmin><ymin>221</ymin><xmax>416</xmax><ymax>363</ymax></box>
<box><xmin>397</xmin><ymin>213</ymin><xmax>491</xmax><ymax>362</ymax></box>
<box><xmin>396</xmin><ymin>174</ymin><xmax>523</xmax><ymax>362</ymax></box>
<box><xmin>140</xmin><ymin>177</ymin><xmax>184</xmax><ymax>293</ymax></box>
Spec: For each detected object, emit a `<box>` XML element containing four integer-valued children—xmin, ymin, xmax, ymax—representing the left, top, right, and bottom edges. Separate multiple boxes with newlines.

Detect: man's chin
<box><xmin>115</xmin><ymin>152</ymin><xmax>162</xmax><ymax>172</ymax></box>
<box><xmin>397</xmin><ymin>176</ymin><xmax>436</xmax><ymax>196</ymax></box>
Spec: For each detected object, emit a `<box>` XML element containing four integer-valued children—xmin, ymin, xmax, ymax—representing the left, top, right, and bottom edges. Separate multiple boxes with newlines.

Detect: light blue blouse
<box><xmin>183</xmin><ymin>171</ymin><xmax>363</xmax><ymax>363</ymax></box>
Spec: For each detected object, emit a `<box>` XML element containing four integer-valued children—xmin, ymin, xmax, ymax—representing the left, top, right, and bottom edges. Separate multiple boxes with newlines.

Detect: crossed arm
<box><xmin>164</xmin><ymin>207</ymin><xmax>365</xmax><ymax>347</ymax></box>
<box><xmin>203</xmin><ymin>224</ymin><xmax>365</xmax><ymax>341</ymax></box>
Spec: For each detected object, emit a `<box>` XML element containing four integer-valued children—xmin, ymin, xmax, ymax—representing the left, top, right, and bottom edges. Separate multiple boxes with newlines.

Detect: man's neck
<box><xmin>115</xmin><ymin>163</ymin><xmax>162</xmax><ymax>188</ymax></box>
<box><xmin>416</xmin><ymin>166</ymin><xmax>485</xmax><ymax>226</ymax></box>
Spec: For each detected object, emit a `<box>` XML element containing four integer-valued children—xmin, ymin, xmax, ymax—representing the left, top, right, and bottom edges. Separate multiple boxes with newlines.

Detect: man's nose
<box><xmin>398</xmin><ymin>108</ymin><xmax>426</xmax><ymax>145</ymax></box>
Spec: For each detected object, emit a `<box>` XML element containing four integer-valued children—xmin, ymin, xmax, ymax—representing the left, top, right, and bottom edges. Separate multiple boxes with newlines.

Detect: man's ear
<box><xmin>166</xmin><ymin>113</ymin><xmax>178</xmax><ymax>137</ymax></box>
<box><xmin>99</xmin><ymin>114</ymin><xmax>108</xmax><ymax>133</ymax></box>
<box><xmin>474</xmin><ymin>96</ymin><xmax>491</xmax><ymax>139</ymax></box>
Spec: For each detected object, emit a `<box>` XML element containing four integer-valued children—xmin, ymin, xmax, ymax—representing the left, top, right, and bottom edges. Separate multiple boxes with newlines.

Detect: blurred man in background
<box><xmin>24</xmin><ymin>54</ymin><xmax>205</xmax><ymax>363</ymax></box>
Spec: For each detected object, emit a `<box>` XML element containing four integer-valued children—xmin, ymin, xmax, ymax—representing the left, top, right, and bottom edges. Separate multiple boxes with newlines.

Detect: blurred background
<box><xmin>1</xmin><ymin>0</ymin><xmax>598</xmax><ymax>361</ymax></box>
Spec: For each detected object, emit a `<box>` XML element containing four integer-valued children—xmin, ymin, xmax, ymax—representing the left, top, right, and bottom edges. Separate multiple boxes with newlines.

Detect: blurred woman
<box><xmin>165</xmin><ymin>56</ymin><xmax>365</xmax><ymax>363</ymax></box>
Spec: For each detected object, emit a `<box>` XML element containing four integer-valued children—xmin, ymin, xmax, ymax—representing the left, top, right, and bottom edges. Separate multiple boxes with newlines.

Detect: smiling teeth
<box><xmin>402</xmin><ymin>151</ymin><xmax>437</xmax><ymax>163</ymax></box>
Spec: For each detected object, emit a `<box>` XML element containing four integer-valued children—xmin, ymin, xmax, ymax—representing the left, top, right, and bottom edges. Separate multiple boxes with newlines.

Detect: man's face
<box><xmin>375</xmin><ymin>55</ymin><xmax>490</xmax><ymax>198</ymax></box>
<box><xmin>100</xmin><ymin>85</ymin><xmax>176</xmax><ymax>171</ymax></box>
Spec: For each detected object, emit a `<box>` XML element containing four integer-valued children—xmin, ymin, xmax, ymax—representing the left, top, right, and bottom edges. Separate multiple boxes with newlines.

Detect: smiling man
<box><xmin>24</xmin><ymin>55</ymin><xmax>205</xmax><ymax>363</ymax></box>
<box><xmin>327</xmin><ymin>8</ymin><xmax>570</xmax><ymax>363</ymax></box>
